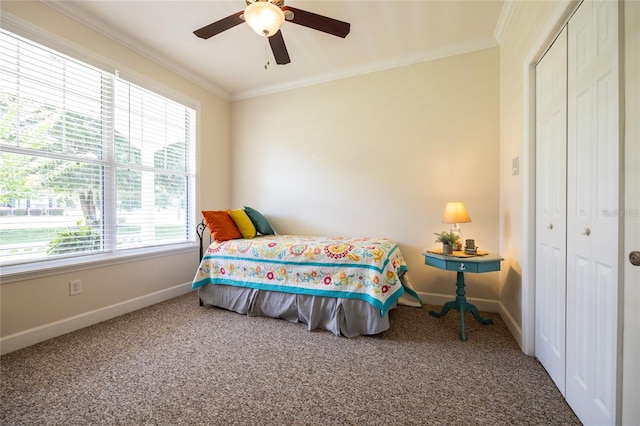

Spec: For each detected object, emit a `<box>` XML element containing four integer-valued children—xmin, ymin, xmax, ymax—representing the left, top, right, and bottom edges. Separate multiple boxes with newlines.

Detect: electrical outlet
<box><xmin>69</xmin><ymin>279</ymin><xmax>82</xmax><ymax>296</ymax></box>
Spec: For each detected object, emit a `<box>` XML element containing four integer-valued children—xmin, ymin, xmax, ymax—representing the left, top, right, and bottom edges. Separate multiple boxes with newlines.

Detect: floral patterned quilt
<box><xmin>191</xmin><ymin>235</ymin><xmax>420</xmax><ymax>316</ymax></box>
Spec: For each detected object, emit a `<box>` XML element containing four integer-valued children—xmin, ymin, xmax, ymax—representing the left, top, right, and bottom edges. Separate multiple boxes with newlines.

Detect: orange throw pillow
<box><xmin>201</xmin><ymin>210</ymin><xmax>242</xmax><ymax>242</ymax></box>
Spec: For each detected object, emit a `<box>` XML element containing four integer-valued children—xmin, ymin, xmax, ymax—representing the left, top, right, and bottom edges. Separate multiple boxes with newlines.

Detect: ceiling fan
<box><xmin>193</xmin><ymin>0</ymin><xmax>351</xmax><ymax>65</ymax></box>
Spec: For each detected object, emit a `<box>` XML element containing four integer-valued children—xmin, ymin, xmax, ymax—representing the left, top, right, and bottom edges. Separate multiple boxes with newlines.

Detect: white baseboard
<box><xmin>497</xmin><ymin>301</ymin><xmax>523</xmax><ymax>350</ymax></box>
<box><xmin>0</xmin><ymin>282</ymin><xmax>193</xmax><ymax>355</ymax></box>
<box><xmin>418</xmin><ymin>291</ymin><xmax>523</xmax><ymax>350</ymax></box>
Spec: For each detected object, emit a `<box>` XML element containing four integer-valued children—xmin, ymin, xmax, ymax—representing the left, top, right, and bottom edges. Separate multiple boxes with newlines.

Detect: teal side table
<box><xmin>423</xmin><ymin>251</ymin><xmax>503</xmax><ymax>341</ymax></box>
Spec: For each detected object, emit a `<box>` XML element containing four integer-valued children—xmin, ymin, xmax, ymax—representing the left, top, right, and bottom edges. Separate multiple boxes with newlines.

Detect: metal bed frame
<box><xmin>195</xmin><ymin>219</ymin><xmax>210</xmax><ymax>307</ymax></box>
<box><xmin>196</xmin><ymin>219</ymin><xmax>209</xmax><ymax>261</ymax></box>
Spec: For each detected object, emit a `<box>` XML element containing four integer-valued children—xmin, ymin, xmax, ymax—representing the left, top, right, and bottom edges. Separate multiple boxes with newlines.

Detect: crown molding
<box><xmin>494</xmin><ymin>0</ymin><xmax>518</xmax><ymax>44</ymax></box>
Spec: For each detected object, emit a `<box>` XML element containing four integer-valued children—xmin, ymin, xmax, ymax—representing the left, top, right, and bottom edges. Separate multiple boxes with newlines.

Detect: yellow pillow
<box><xmin>228</xmin><ymin>208</ymin><xmax>257</xmax><ymax>239</ymax></box>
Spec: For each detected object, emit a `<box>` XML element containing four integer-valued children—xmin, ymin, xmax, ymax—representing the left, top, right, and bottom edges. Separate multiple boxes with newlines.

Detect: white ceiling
<box><xmin>45</xmin><ymin>0</ymin><xmax>511</xmax><ymax>100</ymax></box>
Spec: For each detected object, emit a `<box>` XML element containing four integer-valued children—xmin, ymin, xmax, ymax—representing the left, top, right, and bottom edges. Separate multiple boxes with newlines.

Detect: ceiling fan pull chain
<box><xmin>264</xmin><ymin>37</ymin><xmax>270</xmax><ymax>70</ymax></box>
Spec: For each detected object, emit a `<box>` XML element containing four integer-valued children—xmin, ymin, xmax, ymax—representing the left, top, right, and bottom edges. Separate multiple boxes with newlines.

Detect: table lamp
<box><xmin>442</xmin><ymin>201</ymin><xmax>471</xmax><ymax>250</ymax></box>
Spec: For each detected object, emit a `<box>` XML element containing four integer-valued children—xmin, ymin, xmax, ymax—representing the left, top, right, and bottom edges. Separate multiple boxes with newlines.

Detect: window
<box><xmin>0</xmin><ymin>29</ymin><xmax>196</xmax><ymax>271</ymax></box>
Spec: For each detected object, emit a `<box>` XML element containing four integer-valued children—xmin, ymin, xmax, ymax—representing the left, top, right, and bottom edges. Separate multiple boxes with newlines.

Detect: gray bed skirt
<box><xmin>198</xmin><ymin>284</ymin><xmax>393</xmax><ymax>337</ymax></box>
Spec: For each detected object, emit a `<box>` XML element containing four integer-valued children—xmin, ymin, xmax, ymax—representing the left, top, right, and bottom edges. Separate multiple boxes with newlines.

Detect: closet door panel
<box><xmin>593</xmin><ymin>260</ymin><xmax>617</xmax><ymax>416</ymax></box>
<box><xmin>566</xmin><ymin>1</ymin><xmax>619</xmax><ymax>424</ymax></box>
<box><xmin>595</xmin><ymin>71</ymin><xmax>619</xmax><ymax>215</ymax></box>
<box><xmin>535</xmin><ymin>27</ymin><xmax>567</xmax><ymax>395</ymax></box>
<box><xmin>574</xmin><ymin>88</ymin><xmax>593</xmax><ymax>217</ymax></box>
<box><xmin>569</xmin><ymin>254</ymin><xmax>590</xmax><ymax>389</ymax></box>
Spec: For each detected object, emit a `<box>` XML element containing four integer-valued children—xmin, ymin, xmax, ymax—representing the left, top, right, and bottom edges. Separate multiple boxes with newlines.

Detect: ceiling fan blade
<box><xmin>282</xmin><ymin>6</ymin><xmax>350</xmax><ymax>38</ymax></box>
<box><xmin>194</xmin><ymin>12</ymin><xmax>244</xmax><ymax>39</ymax></box>
<box><xmin>269</xmin><ymin>31</ymin><xmax>291</xmax><ymax>65</ymax></box>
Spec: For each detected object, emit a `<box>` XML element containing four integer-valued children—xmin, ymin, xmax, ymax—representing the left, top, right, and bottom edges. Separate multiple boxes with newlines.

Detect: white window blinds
<box><xmin>0</xmin><ymin>29</ymin><xmax>196</xmax><ymax>269</ymax></box>
<box><xmin>113</xmin><ymin>79</ymin><xmax>195</xmax><ymax>250</ymax></box>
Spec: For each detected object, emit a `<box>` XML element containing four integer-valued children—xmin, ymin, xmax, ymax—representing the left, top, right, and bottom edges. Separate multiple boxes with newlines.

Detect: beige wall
<box><xmin>0</xmin><ymin>1</ymin><xmax>231</xmax><ymax>345</ymax></box>
<box><xmin>230</xmin><ymin>48</ymin><xmax>501</xmax><ymax>302</ymax></box>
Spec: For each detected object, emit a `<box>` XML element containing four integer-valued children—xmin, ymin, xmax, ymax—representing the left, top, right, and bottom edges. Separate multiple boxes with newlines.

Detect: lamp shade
<box><xmin>442</xmin><ymin>201</ymin><xmax>471</xmax><ymax>224</ymax></box>
<box><xmin>244</xmin><ymin>1</ymin><xmax>285</xmax><ymax>37</ymax></box>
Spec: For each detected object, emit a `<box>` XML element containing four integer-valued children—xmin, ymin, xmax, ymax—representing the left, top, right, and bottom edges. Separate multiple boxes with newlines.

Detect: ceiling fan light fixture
<box><xmin>244</xmin><ymin>1</ymin><xmax>285</xmax><ymax>37</ymax></box>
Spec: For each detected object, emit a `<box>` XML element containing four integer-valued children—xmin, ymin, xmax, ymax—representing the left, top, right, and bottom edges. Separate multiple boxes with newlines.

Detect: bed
<box><xmin>191</xmin><ymin>208</ymin><xmax>421</xmax><ymax>337</ymax></box>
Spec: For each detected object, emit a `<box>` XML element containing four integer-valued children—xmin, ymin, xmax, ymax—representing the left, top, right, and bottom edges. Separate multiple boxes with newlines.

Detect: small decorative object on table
<box><xmin>464</xmin><ymin>239</ymin><xmax>477</xmax><ymax>255</ymax></box>
<box><xmin>434</xmin><ymin>231</ymin><xmax>459</xmax><ymax>255</ymax></box>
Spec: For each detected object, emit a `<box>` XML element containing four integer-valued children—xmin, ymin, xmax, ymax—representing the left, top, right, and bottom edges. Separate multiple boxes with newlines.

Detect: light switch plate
<box><xmin>512</xmin><ymin>156</ymin><xmax>519</xmax><ymax>176</ymax></box>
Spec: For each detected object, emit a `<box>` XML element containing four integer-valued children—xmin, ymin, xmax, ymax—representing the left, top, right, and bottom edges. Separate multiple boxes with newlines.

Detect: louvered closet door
<box><xmin>535</xmin><ymin>27</ymin><xmax>568</xmax><ymax>396</ymax></box>
<box><xmin>566</xmin><ymin>1</ymin><xmax>620</xmax><ymax>424</ymax></box>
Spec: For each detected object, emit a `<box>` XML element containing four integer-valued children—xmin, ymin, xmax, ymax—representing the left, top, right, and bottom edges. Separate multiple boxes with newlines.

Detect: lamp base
<box><xmin>450</xmin><ymin>226</ymin><xmax>463</xmax><ymax>251</ymax></box>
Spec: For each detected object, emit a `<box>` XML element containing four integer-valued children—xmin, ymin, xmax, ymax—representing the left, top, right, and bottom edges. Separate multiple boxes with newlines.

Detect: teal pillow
<box><xmin>244</xmin><ymin>206</ymin><xmax>275</xmax><ymax>235</ymax></box>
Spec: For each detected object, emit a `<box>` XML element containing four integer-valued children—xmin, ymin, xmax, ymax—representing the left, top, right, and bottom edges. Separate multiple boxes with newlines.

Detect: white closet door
<box><xmin>535</xmin><ymin>27</ymin><xmax>568</xmax><ymax>396</ymax></box>
<box><xmin>566</xmin><ymin>1</ymin><xmax>620</xmax><ymax>424</ymax></box>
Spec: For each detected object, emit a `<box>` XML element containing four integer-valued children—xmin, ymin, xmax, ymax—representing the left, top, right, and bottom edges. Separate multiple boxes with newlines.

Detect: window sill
<box><xmin>0</xmin><ymin>243</ymin><xmax>199</xmax><ymax>284</ymax></box>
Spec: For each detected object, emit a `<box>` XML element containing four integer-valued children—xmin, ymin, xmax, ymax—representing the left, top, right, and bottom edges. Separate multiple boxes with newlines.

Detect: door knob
<box><xmin>630</xmin><ymin>251</ymin><xmax>640</xmax><ymax>266</ymax></box>
<box><xmin>582</xmin><ymin>227</ymin><xmax>591</xmax><ymax>236</ymax></box>
<box><xmin>547</xmin><ymin>223</ymin><xmax>553</xmax><ymax>230</ymax></box>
